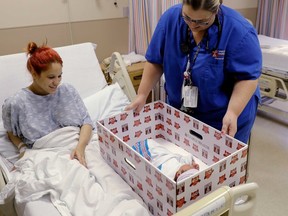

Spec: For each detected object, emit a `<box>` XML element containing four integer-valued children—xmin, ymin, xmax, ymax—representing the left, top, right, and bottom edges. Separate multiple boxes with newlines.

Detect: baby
<box><xmin>132</xmin><ymin>139</ymin><xmax>199</xmax><ymax>181</ymax></box>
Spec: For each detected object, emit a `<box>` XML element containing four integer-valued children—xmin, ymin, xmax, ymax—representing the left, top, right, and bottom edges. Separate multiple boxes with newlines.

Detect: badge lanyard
<box><xmin>180</xmin><ymin>13</ymin><xmax>223</xmax><ymax>111</ymax></box>
<box><xmin>182</xmin><ymin>44</ymin><xmax>201</xmax><ymax>109</ymax></box>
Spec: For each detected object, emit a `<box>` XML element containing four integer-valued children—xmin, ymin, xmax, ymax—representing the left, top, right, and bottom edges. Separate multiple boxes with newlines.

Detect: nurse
<box><xmin>126</xmin><ymin>0</ymin><xmax>262</xmax><ymax>143</ymax></box>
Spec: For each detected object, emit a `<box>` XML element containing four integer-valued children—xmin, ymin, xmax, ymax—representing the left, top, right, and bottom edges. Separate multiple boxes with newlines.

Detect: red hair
<box><xmin>26</xmin><ymin>42</ymin><xmax>63</xmax><ymax>75</ymax></box>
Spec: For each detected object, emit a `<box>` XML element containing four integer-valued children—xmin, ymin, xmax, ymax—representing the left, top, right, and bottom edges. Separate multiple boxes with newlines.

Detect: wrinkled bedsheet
<box><xmin>0</xmin><ymin>126</ymin><xmax>150</xmax><ymax>216</ymax></box>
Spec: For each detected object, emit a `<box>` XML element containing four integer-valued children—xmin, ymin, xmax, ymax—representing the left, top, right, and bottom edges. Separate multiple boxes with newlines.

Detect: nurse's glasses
<box><xmin>182</xmin><ymin>13</ymin><xmax>214</xmax><ymax>26</ymax></box>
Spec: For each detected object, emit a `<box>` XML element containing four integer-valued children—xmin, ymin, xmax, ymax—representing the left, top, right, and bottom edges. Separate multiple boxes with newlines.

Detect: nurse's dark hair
<box><xmin>182</xmin><ymin>0</ymin><xmax>222</xmax><ymax>13</ymax></box>
<box><xmin>26</xmin><ymin>41</ymin><xmax>63</xmax><ymax>75</ymax></box>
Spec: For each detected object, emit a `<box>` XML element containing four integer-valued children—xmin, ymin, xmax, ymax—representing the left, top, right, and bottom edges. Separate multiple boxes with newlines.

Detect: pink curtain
<box><xmin>256</xmin><ymin>0</ymin><xmax>288</xmax><ymax>39</ymax></box>
<box><xmin>129</xmin><ymin>0</ymin><xmax>181</xmax><ymax>55</ymax></box>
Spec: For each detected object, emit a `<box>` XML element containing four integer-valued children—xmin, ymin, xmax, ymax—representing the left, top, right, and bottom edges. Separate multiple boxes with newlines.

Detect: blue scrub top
<box><xmin>145</xmin><ymin>4</ymin><xmax>262</xmax><ymax>143</ymax></box>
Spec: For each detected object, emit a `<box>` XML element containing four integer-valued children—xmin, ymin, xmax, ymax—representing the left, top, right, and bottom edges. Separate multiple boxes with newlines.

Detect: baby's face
<box><xmin>174</xmin><ymin>164</ymin><xmax>194</xmax><ymax>181</ymax></box>
<box><xmin>174</xmin><ymin>162</ymin><xmax>200</xmax><ymax>181</ymax></box>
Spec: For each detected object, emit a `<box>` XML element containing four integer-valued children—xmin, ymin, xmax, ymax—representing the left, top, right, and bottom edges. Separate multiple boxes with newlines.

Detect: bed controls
<box><xmin>259</xmin><ymin>74</ymin><xmax>288</xmax><ymax>100</ymax></box>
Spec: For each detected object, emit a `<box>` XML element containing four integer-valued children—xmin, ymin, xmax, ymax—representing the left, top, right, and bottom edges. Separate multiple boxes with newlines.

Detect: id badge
<box><xmin>183</xmin><ymin>85</ymin><xmax>198</xmax><ymax>108</ymax></box>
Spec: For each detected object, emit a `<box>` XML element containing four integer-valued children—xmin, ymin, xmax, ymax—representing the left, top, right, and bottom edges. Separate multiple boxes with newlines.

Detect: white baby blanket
<box><xmin>133</xmin><ymin>138</ymin><xmax>203</xmax><ymax>180</ymax></box>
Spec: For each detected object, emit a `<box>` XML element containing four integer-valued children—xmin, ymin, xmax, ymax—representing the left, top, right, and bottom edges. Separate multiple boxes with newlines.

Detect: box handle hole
<box><xmin>189</xmin><ymin>129</ymin><xmax>203</xmax><ymax>140</ymax></box>
<box><xmin>124</xmin><ymin>158</ymin><xmax>136</xmax><ymax>170</ymax></box>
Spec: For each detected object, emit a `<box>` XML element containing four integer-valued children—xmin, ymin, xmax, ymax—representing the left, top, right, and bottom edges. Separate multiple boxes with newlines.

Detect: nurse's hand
<box><xmin>221</xmin><ymin>111</ymin><xmax>237</xmax><ymax>137</ymax></box>
<box><xmin>124</xmin><ymin>94</ymin><xmax>147</xmax><ymax>113</ymax></box>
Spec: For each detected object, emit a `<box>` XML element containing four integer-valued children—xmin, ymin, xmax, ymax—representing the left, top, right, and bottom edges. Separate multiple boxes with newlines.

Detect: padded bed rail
<box><xmin>174</xmin><ymin>182</ymin><xmax>258</xmax><ymax>216</ymax></box>
<box><xmin>107</xmin><ymin>52</ymin><xmax>137</xmax><ymax>102</ymax></box>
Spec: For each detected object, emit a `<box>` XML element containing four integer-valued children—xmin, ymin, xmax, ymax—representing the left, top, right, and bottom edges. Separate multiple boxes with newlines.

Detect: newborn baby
<box><xmin>132</xmin><ymin>139</ymin><xmax>199</xmax><ymax>181</ymax></box>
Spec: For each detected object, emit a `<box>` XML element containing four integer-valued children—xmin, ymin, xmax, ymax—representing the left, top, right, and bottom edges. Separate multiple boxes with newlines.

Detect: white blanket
<box><xmin>0</xmin><ymin>127</ymin><xmax>149</xmax><ymax>216</ymax></box>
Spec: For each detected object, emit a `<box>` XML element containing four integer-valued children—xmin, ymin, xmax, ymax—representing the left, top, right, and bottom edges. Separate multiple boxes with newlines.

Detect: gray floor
<box><xmin>247</xmin><ymin>110</ymin><xmax>288</xmax><ymax>216</ymax></box>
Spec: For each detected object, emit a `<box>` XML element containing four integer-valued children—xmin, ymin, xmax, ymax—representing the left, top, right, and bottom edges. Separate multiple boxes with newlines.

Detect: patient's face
<box><xmin>31</xmin><ymin>63</ymin><xmax>63</xmax><ymax>95</ymax></box>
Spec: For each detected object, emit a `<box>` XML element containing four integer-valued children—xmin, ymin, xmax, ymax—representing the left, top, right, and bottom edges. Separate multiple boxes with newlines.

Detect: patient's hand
<box><xmin>18</xmin><ymin>145</ymin><xmax>27</xmax><ymax>159</ymax></box>
<box><xmin>19</xmin><ymin>151</ymin><xmax>25</xmax><ymax>159</ymax></box>
<box><xmin>71</xmin><ymin>146</ymin><xmax>87</xmax><ymax>168</ymax></box>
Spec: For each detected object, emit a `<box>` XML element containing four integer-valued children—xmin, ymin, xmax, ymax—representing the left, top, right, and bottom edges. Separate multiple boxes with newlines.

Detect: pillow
<box><xmin>83</xmin><ymin>82</ymin><xmax>130</xmax><ymax>123</ymax></box>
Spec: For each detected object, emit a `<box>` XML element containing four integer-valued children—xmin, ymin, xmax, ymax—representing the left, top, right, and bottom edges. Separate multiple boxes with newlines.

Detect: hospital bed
<box><xmin>0</xmin><ymin>43</ymin><xmax>258</xmax><ymax>216</ymax></box>
<box><xmin>258</xmin><ymin>35</ymin><xmax>288</xmax><ymax>120</ymax></box>
<box><xmin>0</xmin><ymin>43</ymin><xmax>145</xmax><ymax>216</ymax></box>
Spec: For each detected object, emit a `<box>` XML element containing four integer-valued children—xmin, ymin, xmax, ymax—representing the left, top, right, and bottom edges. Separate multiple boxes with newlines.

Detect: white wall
<box><xmin>0</xmin><ymin>0</ymin><xmax>129</xmax><ymax>29</ymax></box>
<box><xmin>223</xmin><ymin>0</ymin><xmax>258</xmax><ymax>9</ymax></box>
<box><xmin>0</xmin><ymin>0</ymin><xmax>258</xmax><ymax>29</ymax></box>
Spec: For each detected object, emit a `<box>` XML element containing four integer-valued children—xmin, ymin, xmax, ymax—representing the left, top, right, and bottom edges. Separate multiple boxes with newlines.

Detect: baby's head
<box><xmin>174</xmin><ymin>162</ymin><xmax>199</xmax><ymax>181</ymax></box>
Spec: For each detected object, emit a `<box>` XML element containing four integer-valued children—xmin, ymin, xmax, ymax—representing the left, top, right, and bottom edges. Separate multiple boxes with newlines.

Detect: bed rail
<box><xmin>107</xmin><ymin>52</ymin><xmax>137</xmax><ymax>102</ymax></box>
<box><xmin>174</xmin><ymin>182</ymin><xmax>258</xmax><ymax>216</ymax></box>
<box><xmin>259</xmin><ymin>74</ymin><xmax>288</xmax><ymax>101</ymax></box>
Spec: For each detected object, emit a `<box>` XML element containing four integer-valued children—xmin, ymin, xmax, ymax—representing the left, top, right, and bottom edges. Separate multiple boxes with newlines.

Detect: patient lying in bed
<box><xmin>132</xmin><ymin>139</ymin><xmax>200</xmax><ymax>181</ymax></box>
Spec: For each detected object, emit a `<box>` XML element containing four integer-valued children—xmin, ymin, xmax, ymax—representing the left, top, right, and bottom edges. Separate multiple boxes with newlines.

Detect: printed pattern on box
<box><xmin>96</xmin><ymin>101</ymin><xmax>248</xmax><ymax>216</ymax></box>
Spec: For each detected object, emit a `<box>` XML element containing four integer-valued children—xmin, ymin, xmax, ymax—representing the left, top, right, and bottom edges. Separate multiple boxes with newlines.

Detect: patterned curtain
<box><xmin>256</xmin><ymin>0</ymin><xmax>288</xmax><ymax>39</ymax></box>
<box><xmin>129</xmin><ymin>0</ymin><xmax>182</xmax><ymax>55</ymax></box>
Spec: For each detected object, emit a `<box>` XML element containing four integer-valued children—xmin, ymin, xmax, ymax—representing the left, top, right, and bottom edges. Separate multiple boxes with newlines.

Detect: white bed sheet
<box><xmin>1</xmin><ymin>127</ymin><xmax>149</xmax><ymax>216</ymax></box>
<box><xmin>258</xmin><ymin>35</ymin><xmax>288</xmax><ymax>79</ymax></box>
<box><xmin>16</xmin><ymin>195</ymin><xmax>61</xmax><ymax>216</ymax></box>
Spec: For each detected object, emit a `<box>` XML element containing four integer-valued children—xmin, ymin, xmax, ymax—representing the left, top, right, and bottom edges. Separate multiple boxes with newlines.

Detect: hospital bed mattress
<box><xmin>258</xmin><ymin>35</ymin><xmax>288</xmax><ymax>80</ymax></box>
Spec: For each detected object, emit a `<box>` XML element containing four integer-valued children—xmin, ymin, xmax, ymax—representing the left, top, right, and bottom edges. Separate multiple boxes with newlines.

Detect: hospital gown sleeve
<box><xmin>2</xmin><ymin>98</ymin><xmax>13</xmax><ymax>132</ymax></box>
<box><xmin>1</xmin><ymin>97</ymin><xmax>21</xmax><ymax>136</ymax></box>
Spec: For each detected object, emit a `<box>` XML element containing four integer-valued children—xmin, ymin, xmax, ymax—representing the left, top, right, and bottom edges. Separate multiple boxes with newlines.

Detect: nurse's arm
<box><xmin>221</xmin><ymin>79</ymin><xmax>258</xmax><ymax>137</ymax></box>
<box><xmin>125</xmin><ymin>62</ymin><xmax>163</xmax><ymax>112</ymax></box>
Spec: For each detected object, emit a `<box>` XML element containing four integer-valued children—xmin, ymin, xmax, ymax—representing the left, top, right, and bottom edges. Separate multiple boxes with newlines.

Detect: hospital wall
<box><xmin>0</xmin><ymin>0</ymin><xmax>257</xmax><ymax>61</ymax></box>
<box><xmin>0</xmin><ymin>0</ymin><xmax>130</xmax><ymax>61</ymax></box>
<box><xmin>223</xmin><ymin>0</ymin><xmax>258</xmax><ymax>24</ymax></box>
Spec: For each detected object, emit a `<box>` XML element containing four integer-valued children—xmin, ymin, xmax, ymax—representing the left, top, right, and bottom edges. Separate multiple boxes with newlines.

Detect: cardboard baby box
<box><xmin>96</xmin><ymin>101</ymin><xmax>248</xmax><ymax>216</ymax></box>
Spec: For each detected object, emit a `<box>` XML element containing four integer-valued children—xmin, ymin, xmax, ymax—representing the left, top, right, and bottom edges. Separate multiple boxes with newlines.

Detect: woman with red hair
<box><xmin>2</xmin><ymin>42</ymin><xmax>93</xmax><ymax>167</ymax></box>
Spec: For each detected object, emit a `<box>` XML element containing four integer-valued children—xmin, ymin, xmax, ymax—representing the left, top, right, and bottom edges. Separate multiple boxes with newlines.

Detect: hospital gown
<box><xmin>2</xmin><ymin>83</ymin><xmax>93</xmax><ymax>148</ymax></box>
